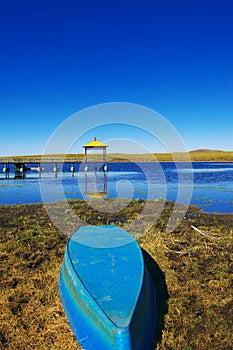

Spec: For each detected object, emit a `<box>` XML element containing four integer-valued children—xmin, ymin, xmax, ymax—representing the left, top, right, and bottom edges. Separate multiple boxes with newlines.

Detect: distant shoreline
<box><xmin>0</xmin><ymin>150</ymin><xmax>233</xmax><ymax>163</ymax></box>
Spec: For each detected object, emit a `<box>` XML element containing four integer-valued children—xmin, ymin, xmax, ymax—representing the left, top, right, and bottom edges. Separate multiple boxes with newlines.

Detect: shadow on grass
<box><xmin>142</xmin><ymin>249</ymin><xmax>169</xmax><ymax>349</ymax></box>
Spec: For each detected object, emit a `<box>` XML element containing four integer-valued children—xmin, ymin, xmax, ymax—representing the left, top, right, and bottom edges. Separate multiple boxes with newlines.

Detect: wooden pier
<box><xmin>0</xmin><ymin>154</ymin><xmax>108</xmax><ymax>179</ymax></box>
<box><xmin>1</xmin><ymin>139</ymin><xmax>109</xmax><ymax>179</ymax></box>
<box><xmin>0</xmin><ymin>155</ymin><xmax>84</xmax><ymax>178</ymax></box>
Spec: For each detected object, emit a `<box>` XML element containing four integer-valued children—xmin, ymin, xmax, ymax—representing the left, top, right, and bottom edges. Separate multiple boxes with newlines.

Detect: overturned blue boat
<box><xmin>58</xmin><ymin>225</ymin><xmax>156</xmax><ymax>350</ymax></box>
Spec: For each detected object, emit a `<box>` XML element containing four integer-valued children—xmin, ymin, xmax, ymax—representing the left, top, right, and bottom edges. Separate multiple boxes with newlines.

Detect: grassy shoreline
<box><xmin>0</xmin><ymin>200</ymin><xmax>232</xmax><ymax>349</ymax></box>
<box><xmin>1</xmin><ymin>150</ymin><xmax>233</xmax><ymax>163</ymax></box>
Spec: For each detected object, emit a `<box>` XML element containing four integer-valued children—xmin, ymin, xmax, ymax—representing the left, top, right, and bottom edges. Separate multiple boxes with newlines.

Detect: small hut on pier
<box><xmin>83</xmin><ymin>137</ymin><xmax>108</xmax><ymax>172</ymax></box>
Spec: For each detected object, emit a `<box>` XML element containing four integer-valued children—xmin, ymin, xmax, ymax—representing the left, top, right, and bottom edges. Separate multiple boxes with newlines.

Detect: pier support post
<box><xmin>53</xmin><ymin>163</ymin><xmax>58</xmax><ymax>177</ymax></box>
<box><xmin>103</xmin><ymin>163</ymin><xmax>108</xmax><ymax>172</ymax></box>
<box><xmin>71</xmin><ymin>163</ymin><xmax>75</xmax><ymax>177</ymax></box>
<box><xmin>3</xmin><ymin>164</ymin><xmax>10</xmax><ymax>179</ymax></box>
<box><xmin>38</xmin><ymin>163</ymin><xmax>41</xmax><ymax>178</ymax></box>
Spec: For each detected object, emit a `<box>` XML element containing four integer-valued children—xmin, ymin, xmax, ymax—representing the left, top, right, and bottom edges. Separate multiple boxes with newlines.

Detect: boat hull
<box><xmin>58</xmin><ymin>225</ymin><xmax>156</xmax><ymax>350</ymax></box>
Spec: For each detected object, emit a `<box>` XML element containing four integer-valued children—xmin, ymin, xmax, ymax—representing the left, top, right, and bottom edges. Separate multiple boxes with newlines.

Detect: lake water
<box><xmin>0</xmin><ymin>162</ymin><xmax>233</xmax><ymax>213</ymax></box>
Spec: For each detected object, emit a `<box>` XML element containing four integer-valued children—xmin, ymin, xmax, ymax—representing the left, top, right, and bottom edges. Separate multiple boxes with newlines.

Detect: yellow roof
<box><xmin>83</xmin><ymin>138</ymin><xmax>108</xmax><ymax>148</ymax></box>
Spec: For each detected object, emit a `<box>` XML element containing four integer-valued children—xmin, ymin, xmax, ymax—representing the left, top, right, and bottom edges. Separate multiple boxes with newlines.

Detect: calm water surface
<box><xmin>0</xmin><ymin>162</ymin><xmax>232</xmax><ymax>213</ymax></box>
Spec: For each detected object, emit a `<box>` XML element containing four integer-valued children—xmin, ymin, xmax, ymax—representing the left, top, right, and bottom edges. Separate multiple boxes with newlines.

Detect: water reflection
<box><xmin>84</xmin><ymin>171</ymin><xmax>108</xmax><ymax>199</ymax></box>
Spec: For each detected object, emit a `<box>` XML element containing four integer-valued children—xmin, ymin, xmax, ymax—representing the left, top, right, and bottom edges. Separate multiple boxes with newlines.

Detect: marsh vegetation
<box><xmin>0</xmin><ymin>200</ymin><xmax>232</xmax><ymax>349</ymax></box>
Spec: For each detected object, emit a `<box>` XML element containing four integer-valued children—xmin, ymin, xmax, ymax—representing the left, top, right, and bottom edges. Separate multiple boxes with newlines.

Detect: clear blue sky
<box><xmin>0</xmin><ymin>0</ymin><xmax>232</xmax><ymax>156</ymax></box>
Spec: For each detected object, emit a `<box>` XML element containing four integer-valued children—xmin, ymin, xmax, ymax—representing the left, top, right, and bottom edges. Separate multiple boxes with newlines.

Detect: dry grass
<box><xmin>110</xmin><ymin>150</ymin><xmax>233</xmax><ymax>162</ymax></box>
<box><xmin>1</xmin><ymin>150</ymin><xmax>233</xmax><ymax>164</ymax></box>
<box><xmin>0</xmin><ymin>200</ymin><xmax>232</xmax><ymax>349</ymax></box>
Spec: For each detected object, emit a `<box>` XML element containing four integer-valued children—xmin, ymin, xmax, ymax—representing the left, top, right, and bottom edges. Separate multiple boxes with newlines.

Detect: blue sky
<box><xmin>0</xmin><ymin>0</ymin><xmax>232</xmax><ymax>156</ymax></box>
